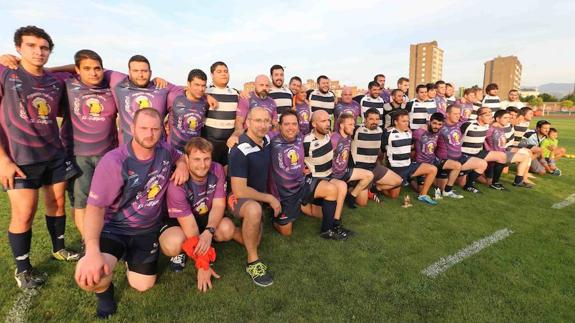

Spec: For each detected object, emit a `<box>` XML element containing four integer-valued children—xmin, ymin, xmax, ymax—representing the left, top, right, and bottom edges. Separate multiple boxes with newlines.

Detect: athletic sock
<box><xmin>345</xmin><ymin>193</ymin><xmax>357</xmax><ymax>209</ymax></box>
<box><xmin>514</xmin><ymin>175</ymin><xmax>524</xmax><ymax>185</ymax></box>
<box><xmin>492</xmin><ymin>163</ymin><xmax>506</xmax><ymax>183</ymax></box>
<box><xmin>46</xmin><ymin>215</ymin><xmax>66</xmax><ymax>252</ymax></box>
<box><xmin>321</xmin><ymin>200</ymin><xmax>336</xmax><ymax>232</ymax></box>
<box><xmin>8</xmin><ymin>230</ymin><xmax>33</xmax><ymax>273</ymax></box>
<box><xmin>444</xmin><ymin>185</ymin><xmax>453</xmax><ymax>193</ymax></box>
<box><xmin>465</xmin><ymin>171</ymin><xmax>480</xmax><ymax>188</ymax></box>
<box><xmin>96</xmin><ymin>283</ymin><xmax>117</xmax><ymax>318</ymax></box>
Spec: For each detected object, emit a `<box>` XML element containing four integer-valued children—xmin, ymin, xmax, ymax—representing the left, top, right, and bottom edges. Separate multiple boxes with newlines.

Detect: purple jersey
<box><xmin>380</xmin><ymin>89</ymin><xmax>391</xmax><ymax>103</ymax></box>
<box><xmin>435</xmin><ymin>95</ymin><xmax>447</xmax><ymax>115</ymax></box>
<box><xmin>334</xmin><ymin>101</ymin><xmax>361</xmax><ymax>121</ymax></box>
<box><xmin>413</xmin><ymin>127</ymin><xmax>439</xmax><ymax>163</ymax></box>
<box><xmin>65</xmin><ymin>72</ymin><xmax>118</xmax><ymax>156</ymax></box>
<box><xmin>484</xmin><ymin>126</ymin><xmax>507</xmax><ymax>152</ymax></box>
<box><xmin>295</xmin><ymin>102</ymin><xmax>311</xmax><ymax>135</ymax></box>
<box><xmin>0</xmin><ymin>66</ymin><xmax>67</xmax><ymax>165</ymax></box>
<box><xmin>87</xmin><ymin>142</ymin><xmax>180</xmax><ymax>235</ymax></box>
<box><xmin>330</xmin><ymin>132</ymin><xmax>351</xmax><ymax>179</ymax></box>
<box><xmin>110</xmin><ymin>71</ymin><xmax>182</xmax><ymax>143</ymax></box>
<box><xmin>169</xmin><ymin>94</ymin><xmax>208</xmax><ymax>152</ymax></box>
<box><xmin>436</xmin><ymin>120</ymin><xmax>466</xmax><ymax>160</ymax></box>
<box><xmin>167</xmin><ymin>162</ymin><xmax>226</xmax><ymax>219</ymax></box>
<box><xmin>237</xmin><ymin>92</ymin><xmax>278</xmax><ymax>124</ymax></box>
<box><xmin>270</xmin><ymin>133</ymin><xmax>305</xmax><ymax>199</ymax></box>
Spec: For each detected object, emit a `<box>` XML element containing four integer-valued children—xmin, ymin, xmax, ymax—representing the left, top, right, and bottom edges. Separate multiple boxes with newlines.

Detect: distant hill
<box><xmin>538</xmin><ymin>83</ymin><xmax>574</xmax><ymax>98</ymax></box>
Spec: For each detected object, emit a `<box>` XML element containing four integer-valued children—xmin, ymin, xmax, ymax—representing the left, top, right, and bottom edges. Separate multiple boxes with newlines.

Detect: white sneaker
<box><xmin>434</xmin><ymin>188</ymin><xmax>443</xmax><ymax>200</ymax></box>
<box><xmin>442</xmin><ymin>190</ymin><xmax>464</xmax><ymax>199</ymax></box>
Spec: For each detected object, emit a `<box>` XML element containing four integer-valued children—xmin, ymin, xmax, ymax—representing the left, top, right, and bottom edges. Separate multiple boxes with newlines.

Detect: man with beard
<box><xmin>331</xmin><ymin>114</ymin><xmax>374</xmax><ymax>207</ymax></box>
<box><xmin>485</xmin><ymin>110</ymin><xmax>533</xmax><ymax>188</ymax></box>
<box><xmin>237</xmin><ymin>74</ymin><xmax>278</xmax><ymax>128</ymax></box>
<box><xmin>382</xmin><ymin>89</ymin><xmax>407</xmax><ymax>129</ymax></box>
<box><xmin>74</xmin><ymin>108</ymin><xmax>188</xmax><ymax>318</ymax></box>
<box><xmin>270</xmin><ymin>111</ymin><xmax>347</xmax><ymax>240</ymax></box>
<box><xmin>268</xmin><ymin>64</ymin><xmax>293</xmax><ymax>118</ymax></box>
<box><xmin>304</xmin><ymin>110</ymin><xmax>352</xmax><ymax>236</ymax></box>
<box><xmin>357</xmin><ymin>81</ymin><xmax>384</xmax><ymax>127</ymax></box>
<box><xmin>406</xmin><ymin>84</ymin><xmax>429</xmax><ymax>130</ymax></box>
<box><xmin>288</xmin><ymin>76</ymin><xmax>302</xmax><ymax>95</ymax></box>
<box><xmin>308</xmin><ymin>75</ymin><xmax>335</xmax><ymax>116</ymax></box>
<box><xmin>350</xmin><ymin>109</ymin><xmax>402</xmax><ymax>202</ymax></box>
<box><xmin>412</xmin><ymin>113</ymin><xmax>464</xmax><ymax>198</ymax></box>
<box><xmin>374</xmin><ymin>73</ymin><xmax>390</xmax><ymax>102</ymax></box>
<box><xmin>436</xmin><ymin>105</ymin><xmax>488</xmax><ymax>194</ymax></box>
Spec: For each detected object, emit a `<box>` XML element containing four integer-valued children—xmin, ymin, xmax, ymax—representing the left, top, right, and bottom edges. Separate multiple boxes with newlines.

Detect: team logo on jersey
<box><xmin>426</xmin><ymin>142</ymin><xmax>435</xmax><ymax>154</ymax></box>
<box><xmin>135</xmin><ymin>96</ymin><xmax>152</xmax><ymax>109</ymax></box>
<box><xmin>32</xmin><ymin>97</ymin><xmax>51</xmax><ymax>119</ymax></box>
<box><xmin>147</xmin><ymin>180</ymin><xmax>162</xmax><ymax>201</ymax></box>
<box><xmin>341</xmin><ymin>149</ymin><xmax>349</xmax><ymax>161</ymax></box>
<box><xmin>301</xmin><ymin>111</ymin><xmax>309</xmax><ymax>122</ymax></box>
<box><xmin>498</xmin><ymin>134</ymin><xmax>507</xmax><ymax>148</ymax></box>
<box><xmin>87</xmin><ymin>98</ymin><xmax>104</xmax><ymax>116</ymax></box>
<box><xmin>287</xmin><ymin>149</ymin><xmax>299</xmax><ymax>166</ymax></box>
<box><xmin>195</xmin><ymin>201</ymin><xmax>209</xmax><ymax>215</ymax></box>
<box><xmin>450</xmin><ymin>131</ymin><xmax>461</xmax><ymax>144</ymax></box>
<box><xmin>187</xmin><ymin>115</ymin><xmax>198</xmax><ymax>131</ymax></box>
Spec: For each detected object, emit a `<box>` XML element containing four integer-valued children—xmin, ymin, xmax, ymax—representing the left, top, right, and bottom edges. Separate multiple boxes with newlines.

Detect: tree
<box><xmin>529</xmin><ymin>97</ymin><xmax>544</xmax><ymax>108</ymax></box>
<box><xmin>521</xmin><ymin>95</ymin><xmax>535</xmax><ymax>103</ymax></box>
<box><xmin>538</xmin><ymin>93</ymin><xmax>558</xmax><ymax>102</ymax></box>
<box><xmin>561</xmin><ymin>94</ymin><xmax>575</xmax><ymax>102</ymax></box>
<box><xmin>561</xmin><ymin>100</ymin><xmax>574</xmax><ymax>108</ymax></box>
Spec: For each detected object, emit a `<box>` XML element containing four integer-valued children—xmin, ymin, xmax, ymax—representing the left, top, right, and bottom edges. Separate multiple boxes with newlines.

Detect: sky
<box><xmin>0</xmin><ymin>0</ymin><xmax>573</xmax><ymax>89</ymax></box>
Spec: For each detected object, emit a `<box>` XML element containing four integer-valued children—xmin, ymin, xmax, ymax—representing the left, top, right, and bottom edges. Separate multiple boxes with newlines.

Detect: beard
<box><xmin>256</xmin><ymin>89</ymin><xmax>268</xmax><ymax>98</ymax></box>
<box><xmin>134</xmin><ymin>135</ymin><xmax>157</xmax><ymax>149</ymax></box>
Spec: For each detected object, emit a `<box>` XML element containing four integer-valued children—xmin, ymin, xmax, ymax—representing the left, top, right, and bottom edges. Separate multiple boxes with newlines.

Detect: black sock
<box><xmin>46</xmin><ymin>215</ymin><xmax>66</xmax><ymax>252</ymax></box>
<box><xmin>96</xmin><ymin>283</ymin><xmax>117</xmax><ymax>318</ymax></box>
<box><xmin>485</xmin><ymin>164</ymin><xmax>494</xmax><ymax>179</ymax></box>
<box><xmin>8</xmin><ymin>230</ymin><xmax>33</xmax><ymax>273</ymax></box>
<box><xmin>321</xmin><ymin>200</ymin><xmax>336</xmax><ymax>232</ymax></box>
<box><xmin>345</xmin><ymin>193</ymin><xmax>357</xmax><ymax>209</ymax></box>
<box><xmin>444</xmin><ymin>185</ymin><xmax>453</xmax><ymax>192</ymax></box>
<box><xmin>514</xmin><ymin>175</ymin><xmax>524</xmax><ymax>184</ymax></box>
<box><xmin>369</xmin><ymin>185</ymin><xmax>379</xmax><ymax>194</ymax></box>
<box><xmin>465</xmin><ymin>171</ymin><xmax>480</xmax><ymax>188</ymax></box>
<box><xmin>492</xmin><ymin>163</ymin><xmax>506</xmax><ymax>183</ymax></box>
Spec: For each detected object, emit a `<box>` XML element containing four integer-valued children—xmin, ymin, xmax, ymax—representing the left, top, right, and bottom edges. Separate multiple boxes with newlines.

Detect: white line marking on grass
<box><xmin>5</xmin><ymin>289</ymin><xmax>39</xmax><ymax>323</ymax></box>
<box><xmin>551</xmin><ymin>193</ymin><xmax>575</xmax><ymax>209</ymax></box>
<box><xmin>421</xmin><ymin>228</ymin><xmax>514</xmax><ymax>278</ymax></box>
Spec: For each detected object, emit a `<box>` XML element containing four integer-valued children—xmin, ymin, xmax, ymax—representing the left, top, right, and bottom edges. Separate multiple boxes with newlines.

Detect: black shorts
<box><xmin>463</xmin><ymin>150</ymin><xmax>489</xmax><ymax>160</ymax></box>
<box><xmin>159</xmin><ymin>216</ymin><xmax>208</xmax><ymax>235</ymax></box>
<box><xmin>334</xmin><ymin>168</ymin><xmax>353</xmax><ymax>182</ymax></box>
<box><xmin>210</xmin><ymin>140</ymin><xmax>229</xmax><ymax>166</ymax></box>
<box><xmin>275</xmin><ymin>175</ymin><xmax>320</xmax><ymax>226</ymax></box>
<box><xmin>391</xmin><ymin>162</ymin><xmax>421</xmax><ymax>183</ymax></box>
<box><xmin>13</xmin><ymin>155</ymin><xmax>78</xmax><ymax>190</ymax></box>
<box><xmin>433</xmin><ymin>158</ymin><xmax>449</xmax><ymax>179</ymax></box>
<box><xmin>100</xmin><ymin>231</ymin><xmax>160</xmax><ymax>275</ymax></box>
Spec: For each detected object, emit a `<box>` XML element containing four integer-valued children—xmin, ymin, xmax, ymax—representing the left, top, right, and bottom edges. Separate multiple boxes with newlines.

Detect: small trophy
<box><xmin>402</xmin><ymin>195</ymin><xmax>413</xmax><ymax>208</ymax></box>
<box><xmin>434</xmin><ymin>187</ymin><xmax>443</xmax><ymax>200</ymax></box>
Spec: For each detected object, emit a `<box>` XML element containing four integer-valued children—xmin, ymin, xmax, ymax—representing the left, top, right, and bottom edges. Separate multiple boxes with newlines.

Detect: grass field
<box><xmin>1</xmin><ymin>117</ymin><xmax>574</xmax><ymax>322</ymax></box>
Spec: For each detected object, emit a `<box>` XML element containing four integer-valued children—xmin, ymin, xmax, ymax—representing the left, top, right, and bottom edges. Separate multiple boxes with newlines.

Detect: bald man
<box><xmin>237</xmin><ymin>75</ymin><xmax>278</xmax><ymax>129</ymax></box>
<box><xmin>334</xmin><ymin>87</ymin><xmax>361</xmax><ymax>131</ymax></box>
<box><xmin>228</xmin><ymin>107</ymin><xmax>276</xmax><ymax>287</ymax></box>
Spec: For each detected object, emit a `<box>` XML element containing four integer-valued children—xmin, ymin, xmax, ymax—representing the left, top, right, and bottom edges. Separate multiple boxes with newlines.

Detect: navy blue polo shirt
<box><xmin>228</xmin><ymin>133</ymin><xmax>271</xmax><ymax>193</ymax></box>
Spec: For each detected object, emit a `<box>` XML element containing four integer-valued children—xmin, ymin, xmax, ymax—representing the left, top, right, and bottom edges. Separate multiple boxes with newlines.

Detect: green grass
<box><xmin>1</xmin><ymin>117</ymin><xmax>575</xmax><ymax>322</ymax></box>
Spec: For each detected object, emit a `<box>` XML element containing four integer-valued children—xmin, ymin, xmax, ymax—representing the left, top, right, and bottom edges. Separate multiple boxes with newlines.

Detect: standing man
<box><xmin>74</xmin><ymin>108</ymin><xmax>188</xmax><ymax>318</ymax></box>
<box><xmin>288</xmin><ymin>76</ymin><xmax>302</xmax><ymax>95</ymax></box>
<box><xmin>374</xmin><ymin>74</ymin><xmax>390</xmax><ymax>102</ymax></box>
<box><xmin>500</xmin><ymin>89</ymin><xmax>525</xmax><ymax>110</ymax></box>
<box><xmin>168</xmin><ymin>69</ymin><xmax>210</xmax><ymax>153</ymax></box>
<box><xmin>1</xmin><ymin>26</ymin><xmax>78</xmax><ymax>288</ymax></box>
<box><xmin>397</xmin><ymin>77</ymin><xmax>410</xmax><ymax>102</ymax></box>
<box><xmin>308</xmin><ymin>75</ymin><xmax>335</xmax><ymax>116</ymax></box>
<box><xmin>445</xmin><ymin>83</ymin><xmax>456</xmax><ymax>106</ymax></box>
<box><xmin>204</xmin><ymin>61</ymin><xmax>241</xmax><ymax>165</ymax></box>
<box><xmin>237</xmin><ymin>75</ymin><xmax>278</xmax><ymax>128</ymax></box>
<box><xmin>434</xmin><ymin>80</ymin><xmax>447</xmax><ymax>114</ymax></box>
<box><xmin>406</xmin><ymin>84</ymin><xmax>429</xmax><ymax>130</ymax></box>
<box><xmin>294</xmin><ymin>86</ymin><xmax>312</xmax><ymax>135</ymax></box>
<box><xmin>269</xmin><ymin>64</ymin><xmax>293</xmax><ymax>118</ymax></box>
<box><xmin>334</xmin><ymin>87</ymin><xmax>361</xmax><ymax>126</ymax></box>
<box><xmin>358</xmin><ymin>81</ymin><xmax>385</xmax><ymax>127</ymax></box>
<box><xmin>382</xmin><ymin>89</ymin><xmax>407</xmax><ymax>129</ymax></box>
<box><xmin>228</xmin><ymin>107</ymin><xmax>275</xmax><ymax>287</ymax></box>
<box><xmin>482</xmin><ymin>83</ymin><xmax>501</xmax><ymax>114</ymax></box>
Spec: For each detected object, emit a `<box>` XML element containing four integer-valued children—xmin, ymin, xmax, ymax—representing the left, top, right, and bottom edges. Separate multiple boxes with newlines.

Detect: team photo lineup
<box><xmin>0</xmin><ymin>25</ymin><xmax>569</xmax><ymax>319</ymax></box>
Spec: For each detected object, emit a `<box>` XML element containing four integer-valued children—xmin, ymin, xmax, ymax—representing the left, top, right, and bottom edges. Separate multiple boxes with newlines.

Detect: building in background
<box><xmin>483</xmin><ymin>55</ymin><xmax>522</xmax><ymax>98</ymax></box>
<box><xmin>408</xmin><ymin>40</ymin><xmax>444</xmax><ymax>98</ymax></box>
